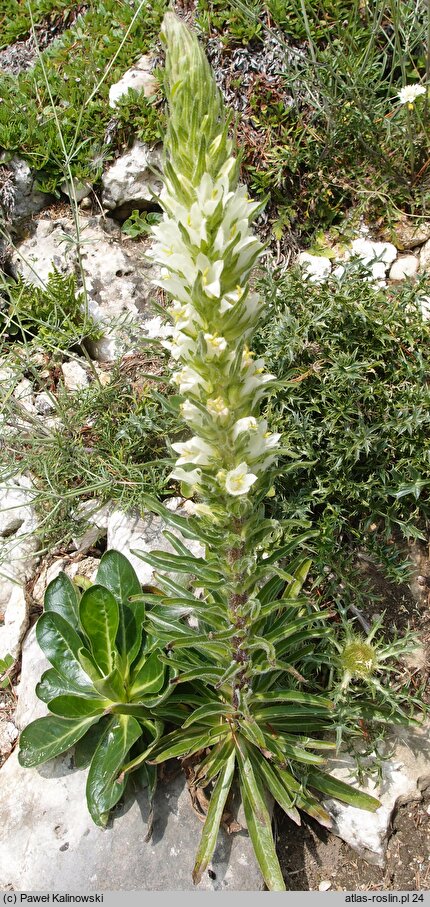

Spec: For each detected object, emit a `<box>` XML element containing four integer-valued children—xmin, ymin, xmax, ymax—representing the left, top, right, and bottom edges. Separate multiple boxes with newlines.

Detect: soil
<box><xmin>277</xmin><ymin>794</ymin><xmax>430</xmax><ymax>891</ymax></box>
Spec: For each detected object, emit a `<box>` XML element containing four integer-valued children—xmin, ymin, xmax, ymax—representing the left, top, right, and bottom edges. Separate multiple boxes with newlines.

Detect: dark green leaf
<box><xmin>48</xmin><ymin>695</ymin><xmax>108</xmax><ymax>719</ymax></box>
<box><xmin>36</xmin><ymin>613</ymin><xmax>95</xmax><ymax>693</ymax></box>
<box><xmin>193</xmin><ymin>748</ymin><xmax>236</xmax><ymax>884</ymax></box>
<box><xmin>86</xmin><ymin>715</ymin><xmax>142</xmax><ymax>826</ymax></box>
<box><xmin>79</xmin><ymin>585</ymin><xmax>119</xmax><ymax>676</ymax></box>
<box><xmin>19</xmin><ymin>715</ymin><xmax>99</xmax><ymax>767</ymax></box>
<box><xmin>44</xmin><ymin>573</ymin><xmax>80</xmax><ymax>632</ymax></box>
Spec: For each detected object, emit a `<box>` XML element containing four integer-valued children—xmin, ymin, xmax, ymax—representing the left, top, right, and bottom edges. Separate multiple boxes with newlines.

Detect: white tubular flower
<box><xmin>171</xmin><ymin>436</ymin><xmax>215</xmax><ymax>466</ymax></box>
<box><xmin>196</xmin><ymin>173</ymin><xmax>232</xmax><ymax>216</ymax></box>
<box><xmin>196</xmin><ymin>254</ymin><xmax>224</xmax><ymax>298</ymax></box>
<box><xmin>232</xmin><ymin>417</ymin><xmax>258</xmax><ymax>440</ymax></box>
<box><xmin>164</xmin><ymin>329</ymin><xmax>196</xmax><ymax>360</ymax></box>
<box><xmin>155</xmin><ymin>271</ymin><xmax>193</xmax><ymax>304</ymax></box>
<box><xmin>173</xmin><ymin>366</ymin><xmax>209</xmax><ymax>395</ymax></box>
<box><xmin>206</xmin><ymin>397</ymin><xmax>230</xmax><ymax>419</ymax></box>
<box><xmin>204</xmin><ymin>333</ymin><xmax>227</xmax><ymax>358</ymax></box>
<box><xmin>180</xmin><ymin>400</ymin><xmax>204</xmax><ymax>425</ymax></box>
<box><xmin>223</xmin><ymin>463</ymin><xmax>258</xmax><ymax>497</ymax></box>
<box><xmin>398</xmin><ymin>84</ymin><xmax>426</xmax><ymax>105</ymax></box>
<box><xmin>168</xmin><ymin>301</ymin><xmax>202</xmax><ymax>333</ymax></box>
<box><xmin>169</xmin><ymin>466</ymin><xmax>202</xmax><ymax>486</ymax></box>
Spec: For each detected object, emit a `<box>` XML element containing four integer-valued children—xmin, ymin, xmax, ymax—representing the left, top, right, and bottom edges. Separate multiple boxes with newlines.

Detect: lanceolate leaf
<box><xmin>47</xmin><ymin>695</ymin><xmax>108</xmax><ymax>719</ymax></box>
<box><xmin>86</xmin><ymin>715</ymin><xmax>142</xmax><ymax>826</ymax></box>
<box><xmin>192</xmin><ymin>748</ymin><xmax>236</xmax><ymax>884</ymax></box>
<box><xmin>79</xmin><ymin>585</ymin><xmax>119</xmax><ymax>676</ymax></box>
<box><xmin>19</xmin><ymin>715</ymin><xmax>99</xmax><ymax>767</ymax></box>
<box><xmin>236</xmin><ymin>739</ymin><xmax>286</xmax><ymax>891</ymax></box>
<box><xmin>306</xmin><ymin>769</ymin><xmax>381</xmax><ymax>811</ymax></box>
<box><xmin>128</xmin><ymin>651</ymin><xmax>166</xmax><ymax>699</ymax></box>
<box><xmin>44</xmin><ymin>573</ymin><xmax>80</xmax><ymax>633</ymax></box>
<box><xmin>36</xmin><ymin>612</ymin><xmax>95</xmax><ymax>693</ymax></box>
<box><xmin>74</xmin><ymin>718</ymin><xmax>111</xmax><ymax>769</ymax></box>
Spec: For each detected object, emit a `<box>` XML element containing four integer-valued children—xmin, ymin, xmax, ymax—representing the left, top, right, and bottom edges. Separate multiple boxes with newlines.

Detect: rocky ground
<box><xmin>1</xmin><ymin>30</ymin><xmax>430</xmax><ymax>893</ymax></box>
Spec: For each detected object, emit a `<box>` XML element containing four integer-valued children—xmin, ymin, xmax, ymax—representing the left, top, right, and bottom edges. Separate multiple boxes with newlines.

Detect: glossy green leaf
<box><xmin>48</xmin><ymin>695</ymin><xmax>108</xmax><ymax>719</ymax></box>
<box><xmin>307</xmin><ymin>769</ymin><xmax>381</xmax><ymax>810</ymax></box>
<box><xmin>19</xmin><ymin>715</ymin><xmax>99</xmax><ymax>767</ymax></box>
<box><xmin>92</xmin><ymin>660</ymin><xmax>126</xmax><ymax>702</ymax></box>
<box><xmin>79</xmin><ymin>585</ymin><xmax>119</xmax><ymax>676</ymax></box>
<box><xmin>36</xmin><ymin>668</ymin><xmax>82</xmax><ymax>703</ymax></box>
<box><xmin>96</xmin><ymin>551</ymin><xmax>143</xmax><ymax>666</ymax></box>
<box><xmin>248</xmin><ymin>749</ymin><xmax>300</xmax><ymax>823</ymax></box>
<box><xmin>36</xmin><ymin>612</ymin><xmax>95</xmax><ymax>693</ymax></box>
<box><xmin>74</xmin><ymin>718</ymin><xmax>110</xmax><ymax>769</ymax></box>
<box><xmin>44</xmin><ymin>573</ymin><xmax>80</xmax><ymax>633</ymax></box>
<box><xmin>128</xmin><ymin>651</ymin><xmax>165</xmax><ymax>699</ymax></box>
<box><xmin>252</xmin><ymin>690</ymin><xmax>333</xmax><ymax>708</ymax></box>
<box><xmin>86</xmin><ymin>715</ymin><xmax>142</xmax><ymax>826</ymax></box>
<box><xmin>236</xmin><ymin>739</ymin><xmax>286</xmax><ymax>891</ymax></box>
<box><xmin>193</xmin><ymin>748</ymin><xmax>236</xmax><ymax>884</ymax></box>
<box><xmin>182</xmin><ymin>702</ymin><xmax>234</xmax><ymax>728</ymax></box>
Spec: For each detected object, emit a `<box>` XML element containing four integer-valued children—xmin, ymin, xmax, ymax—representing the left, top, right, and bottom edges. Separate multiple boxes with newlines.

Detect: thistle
<box><xmin>121</xmin><ymin>13</ymin><xmax>381</xmax><ymax>891</ymax></box>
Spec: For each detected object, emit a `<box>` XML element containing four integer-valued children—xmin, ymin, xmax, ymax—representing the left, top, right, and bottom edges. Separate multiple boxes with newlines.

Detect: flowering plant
<box><xmin>121</xmin><ymin>13</ymin><xmax>382</xmax><ymax>890</ymax></box>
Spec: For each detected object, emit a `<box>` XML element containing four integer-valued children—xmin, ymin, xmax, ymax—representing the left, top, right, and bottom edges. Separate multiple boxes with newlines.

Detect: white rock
<box><xmin>60</xmin><ymin>178</ymin><xmax>92</xmax><ymax>203</ymax></box>
<box><xmin>13</xmin><ymin>377</ymin><xmax>35</xmax><ymax>413</ymax></box>
<box><xmin>109</xmin><ymin>55</ymin><xmax>157</xmax><ymax>108</ymax></box>
<box><xmin>0</xmin><ymin>720</ymin><xmax>18</xmax><ymax>756</ymax></box>
<box><xmin>3</xmin><ymin>624</ymin><xmax>263</xmax><ymax>891</ymax></box>
<box><xmin>420</xmin><ymin>238</ymin><xmax>430</xmax><ymax>271</ymax></box>
<box><xmin>318</xmin><ymin>880</ymin><xmax>332</xmax><ymax>891</ymax></box>
<box><xmin>34</xmin><ymin>391</ymin><xmax>55</xmax><ymax>415</ymax></box>
<box><xmin>323</xmin><ymin>723</ymin><xmax>430</xmax><ymax>866</ymax></box>
<box><xmin>0</xmin><ymin>477</ymin><xmax>39</xmax><ymax>662</ymax></box>
<box><xmin>61</xmin><ymin>360</ymin><xmax>89</xmax><ymax>391</ymax></box>
<box><xmin>71</xmin><ymin>499</ymin><xmax>111</xmax><ymax>553</ymax></box>
<box><xmin>14</xmin><ymin>218</ymin><xmax>77</xmax><ymax>288</ymax></box>
<box><xmin>0</xmin><ymin>156</ymin><xmax>50</xmax><ymax>223</ymax></box>
<box><xmin>351</xmin><ymin>238</ymin><xmax>397</xmax><ymax>266</ymax></box>
<box><xmin>143</xmin><ymin>315</ymin><xmax>173</xmax><ymax>340</ymax></box>
<box><xmin>102</xmin><ymin>141</ymin><xmax>162</xmax><ymax>217</ymax></box>
<box><xmin>389</xmin><ymin>255</ymin><xmax>418</xmax><ymax>281</ymax></box>
<box><xmin>297</xmin><ymin>252</ymin><xmax>331</xmax><ymax>283</ymax></box>
<box><xmin>107</xmin><ymin>505</ymin><xmax>204</xmax><ymax>585</ymax></box>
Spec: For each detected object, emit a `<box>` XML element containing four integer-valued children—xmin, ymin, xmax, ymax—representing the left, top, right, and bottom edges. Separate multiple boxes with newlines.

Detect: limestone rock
<box><xmin>0</xmin><ymin>476</ymin><xmax>39</xmax><ymax>662</ymax></box>
<box><xmin>14</xmin><ymin>217</ymin><xmax>77</xmax><ymax>287</ymax></box>
<box><xmin>107</xmin><ymin>503</ymin><xmax>204</xmax><ymax>586</ymax></box>
<box><xmin>393</xmin><ymin>219</ymin><xmax>430</xmax><ymax>250</ymax></box>
<box><xmin>323</xmin><ymin>723</ymin><xmax>430</xmax><ymax>866</ymax></box>
<box><xmin>101</xmin><ymin>141</ymin><xmax>162</xmax><ymax>219</ymax></box>
<box><xmin>61</xmin><ymin>360</ymin><xmax>90</xmax><ymax>391</ymax></box>
<box><xmin>109</xmin><ymin>55</ymin><xmax>157</xmax><ymax>108</ymax></box>
<box><xmin>60</xmin><ymin>178</ymin><xmax>92</xmax><ymax>203</ymax></box>
<box><xmin>420</xmin><ymin>238</ymin><xmax>430</xmax><ymax>271</ymax></box>
<box><xmin>34</xmin><ymin>391</ymin><xmax>55</xmax><ymax>415</ymax></box>
<box><xmin>13</xmin><ymin>377</ymin><xmax>35</xmax><ymax>413</ymax></box>
<box><xmin>297</xmin><ymin>252</ymin><xmax>331</xmax><ymax>283</ymax></box>
<box><xmin>3</xmin><ymin>625</ymin><xmax>264</xmax><ymax>891</ymax></box>
<box><xmin>0</xmin><ymin>156</ymin><xmax>50</xmax><ymax>223</ymax></box>
<box><xmin>389</xmin><ymin>255</ymin><xmax>418</xmax><ymax>282</ymax></box>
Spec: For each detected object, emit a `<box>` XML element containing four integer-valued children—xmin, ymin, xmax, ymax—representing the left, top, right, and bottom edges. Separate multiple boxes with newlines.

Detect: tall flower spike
<box><xmin>150</xmin><ymin>12</ymin><xmax>279</xmax><ymax>513</ymax></box>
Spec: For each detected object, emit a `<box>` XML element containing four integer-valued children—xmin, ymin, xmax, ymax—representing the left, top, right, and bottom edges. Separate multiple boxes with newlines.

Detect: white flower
<box><xmin>195</xmin><ymin>253</ymin><xmax>224</xmax><ymax>298</ymax></box>
<box><xmin>169</xmin><ymin>466</ymin><xmax>202</xmax><ymax>486</ymax></box>
<box><xmin>168</xmin><ymin>301</ymin><xmax>202</xmax><ymax>332</ymax></box>
<box><xmin>196</xmin><ymin>172</ymin><xmax>232</xmax><ymax>217</ymax></box>
<box><xmin>164</xmin><ymin>329</ymin><xmax>196</xmax><ymax>360</ymax></box>
<box><xmin>173</xmin><ymin>366</ymin><xmax>208</xmax><ymax>395</ymax></box>
<box><xmin>206</xmin><ymin>397</ymin><xmax>230</xmax><ymax>419</ymax></box>
<box><xmin>232</xmin><ymin>417</ymin><xmax>258</xmax><ymax>440</ymax></box>
<box><xmin>398</xmin><ymin>84</ymin><xmax>426</xmax><ymax>105</ymax></box>
<box><xmin>180</xmin><ymin>400</ymin><xmax>204</xmax><ymax>425</ymax></box>
<box><xmin>223</xmin><ymin>462</ymin><xmax>258</xmax><ymax>497</ymax></box>
<box><xmin>171</xmin><ymin>436</ymin><xmax>215</xmax><ymax>466</ymax></box>
<box><xmin>204</xmin><ymin>333</ymin><xmax>227</xmax><ymax>357</ymax></box>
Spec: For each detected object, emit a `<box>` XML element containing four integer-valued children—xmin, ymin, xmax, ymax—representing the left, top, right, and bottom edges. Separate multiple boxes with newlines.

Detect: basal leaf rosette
<box><xmin>148</xmin><ymin>12</ymin><xmax>280</xmax><ymax>515</ymax></box>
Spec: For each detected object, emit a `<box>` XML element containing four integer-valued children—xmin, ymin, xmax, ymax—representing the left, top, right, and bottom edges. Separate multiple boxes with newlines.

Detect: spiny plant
<box><xmin>116</xmin><ymin>13</ymin><xmax>389</xmax><ymax>890</ymax></box>
<box><xmin>19</xmin><ymin>551</ymin><xmax>169</xmax><ymax>826</ymax></box>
